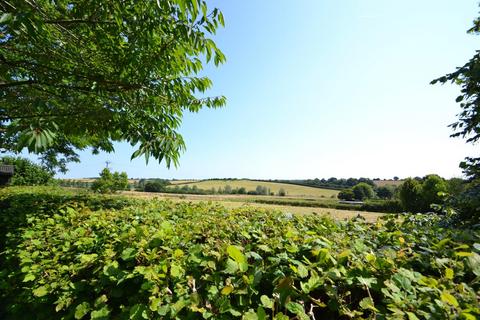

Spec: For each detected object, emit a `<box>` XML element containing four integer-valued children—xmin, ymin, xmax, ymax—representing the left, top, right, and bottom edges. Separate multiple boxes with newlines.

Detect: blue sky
<box><xmin>57</xmin><ymin>0</ymin><xmax>478</xmax><ymax>179</ymax></box>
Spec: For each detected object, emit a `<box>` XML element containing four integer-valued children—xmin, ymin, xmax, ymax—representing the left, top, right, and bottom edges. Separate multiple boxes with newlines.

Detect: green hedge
<box><xmin>1</xmin><ymin>187</ymin><xmax>479</xmax><ymax>319</ymax></box>
<box><xmin>252</xmin><ymin>198</ymin><xmax>403</xmax><ymax>213</ymax></box>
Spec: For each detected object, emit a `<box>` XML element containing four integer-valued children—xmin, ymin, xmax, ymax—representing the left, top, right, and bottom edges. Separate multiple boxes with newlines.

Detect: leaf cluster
<box><xmin>0</xmin><ymin>187</ymin><xmax>479</xmax><ymax>319</ymax></box>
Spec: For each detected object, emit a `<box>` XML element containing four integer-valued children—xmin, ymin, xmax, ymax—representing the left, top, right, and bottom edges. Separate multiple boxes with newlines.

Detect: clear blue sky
<box><xmin>57</xmin><ymin>0</ymin><xmax>479</xmax><ymax>179</ymax></box>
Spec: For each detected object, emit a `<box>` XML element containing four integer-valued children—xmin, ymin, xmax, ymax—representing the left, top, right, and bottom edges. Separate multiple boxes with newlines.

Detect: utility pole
<box><xmin>105</xmin><ymin>160</ymin><xmax>111</xmax><ymax>169</ymax></box>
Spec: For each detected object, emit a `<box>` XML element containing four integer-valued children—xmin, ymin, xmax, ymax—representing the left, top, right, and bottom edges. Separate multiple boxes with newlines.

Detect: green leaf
<box><xmin>91</xmin><ymin>306</ymin><xmax>110</xmax><ymax>319</ymax></box>
<box><xmin>121</xmin><ymin>247</ymin><xmax>137</xmax><ymax>261</ymax></box>
<box><xmin>445</xmin><ymin>268</ymin><xmax>454</xmax><ymax>280</ymax></box>
<box><xmin>227</xmin><ymin>245</ymin><xmax>246</xmax><ymax>264</ymax></box>
<box><xmin>221</xmin><ymin>285</ymin><xmax>234</xmax><ymax>295</ymax></box>
<box><xmin>406</xmin><ymin>312</ymin><xmax>420</xmax><ymax>320</ymax></box>
<box><xmin>33</xmin><ymin>285</ymin><xmax>48</xmax><ymax>297</ymax></box>
<box><xmin>74</xmin><ymin>302</ymin><xmax>91</xmax><ymax>319</ymax></box>
<box><xmin>286</xmin><ymin>302</ymin><xmax>305</xmax><ymax>315</ymax></box>
<box><xmin>170</xmin><ymin>264</ymin><xmax>184</xmax><ymax>278</ymax></box>
<box><xmin>440</xmin><ymin>291</ymin><xmax>459</xmax><ymax>307</ymax></box>
<box><xmin>359</xmin><ymin>297</ymin><xmax>379</xmax><ymax>312</ymax></box>
<box><xmin>129</xmin><ymin>304</ymin><xmax>148</xmax><ymax>320</ymax></box>
<box><xmin>23</xmin><ymin>273</ymin><xmax>36</xmax><ymax>282</ymax></box>
<box><xmin>256</xmin><ymin>306</ymin><xmax>266</xmax><ymax>320</ymax></box>
<box><xmin>260</xmin><ymin>295</ymin><xmax>273</xmax><ymax>309</ymax></box>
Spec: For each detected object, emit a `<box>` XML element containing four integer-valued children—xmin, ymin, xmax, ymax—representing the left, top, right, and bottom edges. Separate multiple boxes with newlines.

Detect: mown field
<box><xmin>168</xmin><ymin>179</ymin><xmax>339</xmax><ymax>198</ymax></box>
<box><xmin>0</xmin><ymin>186</ymin><xmax>479</xmax><ymax>319</ymax></box>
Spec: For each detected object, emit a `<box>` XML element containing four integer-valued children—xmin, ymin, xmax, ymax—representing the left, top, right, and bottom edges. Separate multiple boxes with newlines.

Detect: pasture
<box><xmin>168</xmin><ymin>179</ymin><xmax>339</xmax><ymax>198</ymax></box>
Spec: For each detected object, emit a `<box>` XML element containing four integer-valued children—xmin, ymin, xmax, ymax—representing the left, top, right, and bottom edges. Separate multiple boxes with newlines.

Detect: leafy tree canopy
<box><xmin>0</xmin><ymin>156</ymin><xmax>53</xmax><ymax>185</ymax></box>
<box><xmin>431</xmin><ymin>10</ymin><xmax>480</xmax><ymax>181</ymax></box>
<box><xmin>0</xmin><ymin>0</ymin><xmax>225</xmax><ymax>172</ymax></box>
<box><xmin>91</xmin><ymin>168</ymin><xmax>128</xmax><ymax>193</ymax></box>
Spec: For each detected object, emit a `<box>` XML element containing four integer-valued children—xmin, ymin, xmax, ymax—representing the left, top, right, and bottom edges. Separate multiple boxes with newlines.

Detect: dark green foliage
<box><xmin>253</xmin><ymin>198</ymin><xmax>403</xmax><ymax>213</ymax></box>
<box><xmin>376</xmin><ymin>185</ymin><xmax>396</xmax><ymax>199</ymax></box>
<box><xmin>337</xmin><ymin>189</ymin><xmax>355</xmax><ymax>201</ymax></box>
<box><xmin>431</xmin><ymin>10</ymin><xmax>480</xmax><ymax>223</ymax></box>
<box><xmin>421</xmin><ymin>174</ymin><xmax>448</xmax><ymax>210</ymax></box>
<box><xmin>0</xmin><ymin>187</ymin><xmax>479</xmax><ymax>319</ymax></box>
<box><xmin>446</xmin><ymin>178</ymin><xmax>466</xmax><ymax>196</ymax></box>
<box><xmin>352</xmin><ymin>182</ymin><xmax>375</xmax><ymax>200</ymax></box>
<box><xmin>143</xmin><ymin>180</ymin><xmax>170</xmax><ymax>193</ymax></box>
<box><xmin>91</xmin><ymin>168</ymin><xmax>128</xmax><ymax>194</ymax></box>
<box><xmin>278</xmin><ymin>188</ymin><xmax>286</xmax><ymax>197</ymax></box>
<box><xmin>0</xmin><ymin>1</ymin><xmax>225</xmax><ymax>170</ymax></box>
<box><xmin>398</xmin><ymin>178</ymin><xmax>424</xmax><ymax>212</ymax></box>
<box><xmin>0</xmin><ymin>156</ymin><xmax>53</xmax><ymax>186</ymax></box>
<box><xmin>399</xmin><ymin>176</ymin><xmax>448</xmax><ymax>213</ymax></box>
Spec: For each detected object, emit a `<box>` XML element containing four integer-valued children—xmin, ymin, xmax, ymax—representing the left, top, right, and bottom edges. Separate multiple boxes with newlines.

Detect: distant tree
<box><xmin>352</xmin><ymin>183</ymin><xmax>375</xmax><ymax>200</ymax></box>
<box><xmin>278</xmin><ymin>188</ymin><xmax>286</xmax><ymax>197</ymax></box>
<box><xmin>421</xmin><ymin>174</ymin><xmax>448</xmax><ymax>211</ymax></box>
<box><xmin>398</xmin><ymin>178</ymin><xmax>423</xmax><ymax>212</ymax></box>
<box><xmin>0</xmin><ymin>156</ymin><xmax>53</xmax><ymax>186</ymax></box>
<box><xmin>256</xmin><ymin>185</ymin><xmax>268</xmax><ymax>195</ymax></box>
<box><xmin>338</xmin><ymin>189</ymin><xmax>355</xmax><ymax>201</ymax></box>
<box><xmin>376</xmin><ymin>186</ymin><xmax>396</xmax><ymax>200</ymax></box>
<box><xmin>393</xmin><ymin>176</ymin><xmax>399</xmax><ymax>181</ymax></box>
<box><xmin>91</xmin><ymin>168</ymin><xmax>128</xmax><ymax>194</ymax></box>
<box><xmin>224</xmin><ymin>185</ymin><xmax>232</xmax><ymax>194</ymax></box>
<box><xmin>237</xmin><ymin>187</ymin><xmax>246</xmax><ymax>195</ymax></box>
<box><xmin>144</xmin><ymin>181</ymin><xmax>168</xmax><ymax>193</ymax></box>
<box><xmin>447</xmin><ymin>178</ymin><xmax>466</xmax><ymax>196</ymax></box>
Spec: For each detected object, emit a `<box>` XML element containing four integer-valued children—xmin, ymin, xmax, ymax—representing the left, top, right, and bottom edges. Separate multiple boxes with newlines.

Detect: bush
<box><xmin>376</xmin><ymin>185</ymin><xmax>395</xmax><ymax>199</ymax></box>
<box><xmin>338</xmin><ymin>189</ymin><xmax>355</xmax><ymax>201</ymax></box>
<box><xmin>144</xmin><ymin>181</ymin><xmax>166</xmax><ymax>193</ymax></box>
<box><xmin>278</xmin><ymin>188</ymin><xmax>286</xmax><ymax>197</ymax></box>
<box><xmin>91</xmin><ymin>168</ymin><xmax>128</xmax><ymax>194</ymax></box>
<box><xmin>399</xmin><ymin>175</ymin><xmax>448</xmax><ymax>213</ymax></box>
<box><xmin>0</xmin><ymin>156</ymin><xmax>53</xmax><ymax>186</ymax></box>
<box><xmin>352</xmin><ymin>182</ymin><xmax>375</xmax><ymax>200</ymax></box>
<box><xmin>399</xmin><ymin>178</ymin><xmax>424</xmax><ymax>212</ymax></box>
<box><xmin>1</xmin><ymin>186</ymin><xmax>479</xmax><ymax>319</ymax></box>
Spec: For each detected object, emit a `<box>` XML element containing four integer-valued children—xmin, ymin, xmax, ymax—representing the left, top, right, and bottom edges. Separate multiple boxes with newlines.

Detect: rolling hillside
<box><xmin>169</xmin><ymin>179</ymin><xmax>339</xmax><ymax>198</ymax></box>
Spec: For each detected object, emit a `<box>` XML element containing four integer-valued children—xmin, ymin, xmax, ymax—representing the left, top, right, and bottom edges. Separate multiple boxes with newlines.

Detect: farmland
<box><xmin>168</xmin><ymin>179</ymin><xmax>339</xmax><ymax>198</ymax></box>
<box><xmin>120</xmin><ymin>191</ymin><xmax>383</xmax><ymax>222</ymax></box>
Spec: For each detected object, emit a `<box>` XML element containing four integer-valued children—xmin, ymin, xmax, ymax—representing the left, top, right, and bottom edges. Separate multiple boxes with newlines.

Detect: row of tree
<box><xmin>337</xmin><ymin>175</ymin><xmax>465</xmax><ymax>214</ymax></box>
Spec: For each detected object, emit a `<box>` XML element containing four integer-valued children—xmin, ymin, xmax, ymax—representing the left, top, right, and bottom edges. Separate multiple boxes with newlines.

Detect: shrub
<box><xmin>376</xmin><ymin>185</ymin><xmax>395</xmax><ymax>199</ymax></box>
<box><xmin>0</xmin><ymin>156</ymin><xmax>53</xmax><ymax>186</ymax></box>
<box><xmin>399</xmin><ymin>178</ymin><xmax>423</xmax><ymax>212</ymax></box>
<box><xmin>352</xmin><ymin>182</ymin><xmax>375</xmax><ymax>200</ymax></box>
<box><xmin>278</xmin><ymin>188</ymin><xmax>286</xmax><ymax>197</ymax></box>
<box><xmin>144</xmin><ymin>181</ymin><xmax>166</xmax><ymax>193</ymax></box>
<box><xmin>0</xmin><ymin>187</ymin><xmax>479</xmax><ymax>319</ymax></box>
<box><xmin>91</xmin><ymin>168</ymin><xmax>128</xmax><ymax>194</ymax></box>
<box><xmin>338</xmin><ymin>189</ymin><xmax>355</xmax><ymax>201</ymax></box>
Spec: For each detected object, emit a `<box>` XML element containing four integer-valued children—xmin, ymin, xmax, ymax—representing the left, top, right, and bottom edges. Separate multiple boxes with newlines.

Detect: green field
<box><xmin>169</xmin><ymin>179</ymin><xmax>339</xmax><ymax>198</ymax></box>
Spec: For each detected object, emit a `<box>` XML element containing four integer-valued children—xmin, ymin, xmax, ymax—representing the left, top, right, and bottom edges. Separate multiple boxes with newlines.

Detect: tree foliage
<box><xmin>337</xmin><ymin>189</ymin><xmax>355</xmax><ymax>201</ymax></box>
<box><xmin>398</xmin><ymin>176</ymin><xmax>448</xmax><ymax>213</ymax></box>
<box><xmin>91</xmin><ymin>168</ymin><xmax>128</xmax><ymax>194</ymax></box>
<box><xmin>0</xmin><ymin>156</ymin><xmax>53</xmax><ymax>186</ymax></box>
<box><xmin>398</xmin><ymin>178</ymin><xmax>423</xmax><ymax>213</ymax></box>
<box><xmin>352</xmin><ymin>183</ymin><xmax>375</xmax><ymax>201</ymax></box>
<box><xmin>0</xmin><ymin>0</ymin><xmax>225</xmax><ymax>171</ymax></box>
<box><xmin>376</xmin><ymin>185</ymin><xmax>395</xmax><ymax>200</ymax></box>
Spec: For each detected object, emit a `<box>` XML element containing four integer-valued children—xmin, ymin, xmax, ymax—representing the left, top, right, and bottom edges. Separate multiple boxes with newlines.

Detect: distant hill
<box><xmin>168</xmin><ymin>179</ymin><xmax>339</xmax><ymax>198</ymax></box>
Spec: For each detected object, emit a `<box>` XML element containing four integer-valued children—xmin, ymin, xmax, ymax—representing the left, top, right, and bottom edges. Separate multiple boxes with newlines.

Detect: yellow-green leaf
<box><xmin>440</xmin><ymin>291</ymin><xmax>459</xmax><ymax>307</ymax></box>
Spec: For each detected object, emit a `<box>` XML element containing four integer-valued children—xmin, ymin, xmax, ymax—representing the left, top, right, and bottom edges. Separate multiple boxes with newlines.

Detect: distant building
<box><xmin>0</xmin><ymin>164</ymin><xmax>14</xmax><ymax>185</ymax></box>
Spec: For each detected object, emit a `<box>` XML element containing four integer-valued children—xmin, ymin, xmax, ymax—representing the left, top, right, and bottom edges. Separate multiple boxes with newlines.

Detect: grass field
<box><xmin>168</xmin><ymin>179</ymin><xmax>339</xmax><ymax>198</ymax></box>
